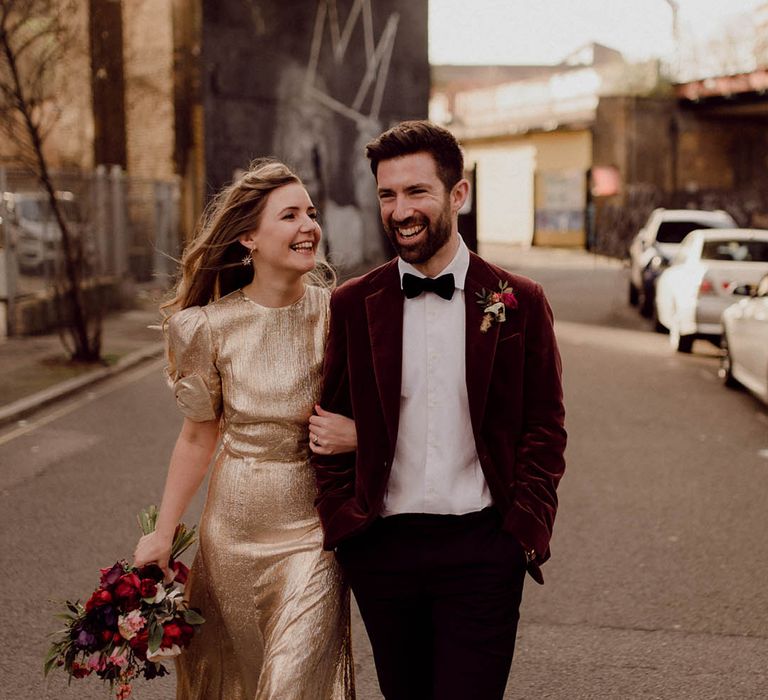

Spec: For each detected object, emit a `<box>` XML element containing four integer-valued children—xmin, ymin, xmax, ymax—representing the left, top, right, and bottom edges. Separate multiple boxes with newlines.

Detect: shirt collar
<box><xmin>397</xmin><ymin>236</ymin><xmax>469</xmax><ymax>291</ymax></box>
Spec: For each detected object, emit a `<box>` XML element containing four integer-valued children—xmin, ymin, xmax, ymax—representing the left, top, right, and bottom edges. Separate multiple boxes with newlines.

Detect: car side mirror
<box><xmin>730</xmin><ymin>283</ymin><xmax>755</xmax><ymax>297</ymax></box>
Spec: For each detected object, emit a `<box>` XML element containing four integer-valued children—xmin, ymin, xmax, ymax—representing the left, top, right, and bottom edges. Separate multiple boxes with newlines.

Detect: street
<box><xmin>2</xmin><ymin>250</ymin><xmax>767</xmax><ymax>699</ymax></box>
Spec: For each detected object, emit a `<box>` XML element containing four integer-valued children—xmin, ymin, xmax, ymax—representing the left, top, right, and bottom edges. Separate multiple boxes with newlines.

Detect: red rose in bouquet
<box><xmin>128</xmin><ymin>628</ymin><xmax>150</xmax><ymax>660</ymax></box>
<box><xmin>113</xmin><ymin>573</ymin><xmax>142</xmax><ymax>611</ymax></box>
<box><xmin>44</xmin><ymin>506</ymin><xmax>204</xmax><ymax>699</ymax></box>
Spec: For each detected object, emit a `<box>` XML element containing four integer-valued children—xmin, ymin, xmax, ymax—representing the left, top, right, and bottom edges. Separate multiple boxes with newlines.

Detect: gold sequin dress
<box><xmin>165</xmin><ymin>285</ymin><xmax>354</xmax><ymax>700</ymax></box>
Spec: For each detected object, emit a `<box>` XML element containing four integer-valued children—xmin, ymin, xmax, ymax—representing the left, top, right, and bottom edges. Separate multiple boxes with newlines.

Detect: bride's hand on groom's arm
<box><xmin>309</xmin><ymin>405</ymin><xmax>356</xmax><ymax>455</ymax></box>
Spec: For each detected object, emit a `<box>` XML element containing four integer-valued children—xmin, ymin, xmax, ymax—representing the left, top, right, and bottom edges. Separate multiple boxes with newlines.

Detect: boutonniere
<box><xmin>475</xmin><ymin>281</ymin><xmax>518</xmax><ymax>333</ymax></box>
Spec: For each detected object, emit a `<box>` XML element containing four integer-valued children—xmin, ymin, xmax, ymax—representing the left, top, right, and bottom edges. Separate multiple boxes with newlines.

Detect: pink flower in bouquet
<box><xmin>86</xmin><ymin>655</ymin><xmax>106</xmax><ymax>672</ymax></box>
<box><xmin>108</xmin><ymin>650</ymin><xmax>130</xmax><ymax>669</ymax></box>
<box><xmin>113</xmin><ymin>573</ymin><xmax>142</xmax><ymax>611</ymax></box>
<box><xmin>117</xmin><ymin>610</ymin><xmax>146</xmax><ymax>641</ymax></box>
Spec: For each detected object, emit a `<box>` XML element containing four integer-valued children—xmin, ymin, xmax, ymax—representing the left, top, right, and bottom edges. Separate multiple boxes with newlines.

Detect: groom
<box><xmin>312</xmin><ymin>120</ymin><xmax>566</xmax><ymax>699</ymax></box>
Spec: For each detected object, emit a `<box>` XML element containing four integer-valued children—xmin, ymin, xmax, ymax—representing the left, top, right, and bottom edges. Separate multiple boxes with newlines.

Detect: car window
<box><xmin>655</xmin><ymin>221</ymin><xmax>722</xmax><ymax>244</ymax></box>
<box><xmin>17</xmin><ymin>199</ymin><xmax>49</xmax><ymax>222</ymax></box>
<box><xmin>701</xmin><ymin>239</ymin><xmax>768</xmax><ymax>262</ymax></box>
<box><xmin>15</xmin><ymin>196</ymin><xmax>81</xmax><ymax>223</ymax></box>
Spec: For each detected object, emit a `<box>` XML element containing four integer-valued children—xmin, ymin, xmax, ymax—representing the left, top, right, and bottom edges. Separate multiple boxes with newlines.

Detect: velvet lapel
<box><xmin>365</xmin><ymin>262</ymin><xmax>404</xmax><ymax>450</ymax></box>
<box><xmin>464</xmin><ymin>253</ymin><xmax>506</xmax><ymax>435</ymax></box>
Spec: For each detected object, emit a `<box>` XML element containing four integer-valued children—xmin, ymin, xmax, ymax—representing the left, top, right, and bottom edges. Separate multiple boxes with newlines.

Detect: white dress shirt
<box><xmin>382</xmin><ymin>238</ymin><xmax>492</xmax><ymax>516</ymax></box>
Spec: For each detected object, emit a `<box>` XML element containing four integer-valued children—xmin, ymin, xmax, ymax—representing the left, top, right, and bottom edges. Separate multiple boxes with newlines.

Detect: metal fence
<box><xmin>0</xmin><ymin>166</ymin><xmax>181</xmax><ymax>336</ymax></box>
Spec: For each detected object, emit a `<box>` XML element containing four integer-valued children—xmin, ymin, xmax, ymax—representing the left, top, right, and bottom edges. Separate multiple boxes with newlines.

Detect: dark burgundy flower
<box><xmin>85</xmin><ymin>588</ymin><xmax>113</xmax><ymax>612</ymax></box>
<box><xmin>139</xmin><ymin>578</ymin><xmax>157</xmax><ymax>599</ymax></box>
<box><xmin>113</xmin><ymin>573</ymin><xmax>142</xmax><ymax>611</ymax></box>
<box><xmin>142</xmin><ymin>661</ymin><xmax>170</xmax><ymax>680</ymax></box>
<box><xmin>88</xmin><ymin>603</ymin><xmax>118</xmax><ymax>631</ymax></box>
<box><xmin>171</xmin><ymin>560</ymin><xmax>190</xmax><ymax>585</ymax></box>
<box><xmin>138</xmin><ymin>563</ymin><xmax>164</xmax><ymax>583</ymax></box>
<box><xmin>128</xmin><ymin>628</ymin><xmax>149</xmax><ymax>660</ymax></box>
<box><xmin>99</xmin><ymin>562</ymin><xmax>125</xmax><ymax>588</ymax></box>
<box><xmin>70</xmin><ymin>661</ymin><xmax>92</xmax><ymax>678</ymax></box>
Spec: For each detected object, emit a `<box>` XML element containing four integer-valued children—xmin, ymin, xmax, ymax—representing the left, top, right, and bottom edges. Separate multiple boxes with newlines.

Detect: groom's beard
<box><xmin>383</xmin><ymin>203</ymin><xmax>452</xmax><ymax>266</ymax></box>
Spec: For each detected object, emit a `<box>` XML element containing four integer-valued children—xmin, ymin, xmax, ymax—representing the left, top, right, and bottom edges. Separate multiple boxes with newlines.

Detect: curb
<box><xmin>0</xmin><ymin>342</ymin><xmax>164</xmax><ymax>428</ymax></box>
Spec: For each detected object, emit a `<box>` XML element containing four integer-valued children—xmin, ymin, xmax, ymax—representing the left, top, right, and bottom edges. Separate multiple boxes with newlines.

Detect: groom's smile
<box><xmin>376</xmin><ymin>152</ymin><xmax>457</xmax><ymax>268</ymax></box>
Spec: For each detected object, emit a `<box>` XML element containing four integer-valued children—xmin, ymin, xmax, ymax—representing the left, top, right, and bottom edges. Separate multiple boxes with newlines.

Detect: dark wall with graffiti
<box><xmin>202</xmin><ymin>0</ymin><xmax>429</xmax><ymax>271</ymax></box>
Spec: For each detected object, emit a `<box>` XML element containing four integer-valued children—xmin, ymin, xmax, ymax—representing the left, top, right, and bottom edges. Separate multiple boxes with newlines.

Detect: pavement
<box><xmin>0</xmin><ymin>246</ymin><xmax>621</xmax><ymax>428</ymax></box>
<box><xmin>0</xmin><ymin>285</ymin><xmax>167</xmax><ymax>427</ymax></box>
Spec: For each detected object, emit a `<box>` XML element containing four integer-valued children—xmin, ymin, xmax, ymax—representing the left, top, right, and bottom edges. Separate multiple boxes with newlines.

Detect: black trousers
<box><xmin>336</xmin><ymin>507</ymin><xmax>527</xmax><ymax>700</ymax></box>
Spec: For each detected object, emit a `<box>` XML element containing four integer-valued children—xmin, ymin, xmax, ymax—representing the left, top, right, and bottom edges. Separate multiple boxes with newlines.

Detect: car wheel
<box><xmin>719</xmin><ymin>334</ymin><xmax>739</xmax><ymax>388</ymax></box>
<box><xmin>628</xmin><ymin>280</ymin><xmax>639</xmax><ymax>307</ymax></box>
<box><xmin>639</xmin><ymin>286</ymin><xmax>654</xmax><ymax>318</ymax></box>
<box><xmin>669</xmin><ymin>318</ymin><xmax>694</xmax><ymax>353</ymax></box>
<box><xmin>652</xmin><ymin>300</ymin><xmax>667</xmax><ymax>333</ymax></box>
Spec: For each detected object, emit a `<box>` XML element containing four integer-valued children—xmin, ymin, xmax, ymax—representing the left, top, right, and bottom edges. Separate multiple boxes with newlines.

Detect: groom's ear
<box><xmin>450</xmin><ymin>178</ymin><xmax>470</xmax><ymax>214</ymax></box>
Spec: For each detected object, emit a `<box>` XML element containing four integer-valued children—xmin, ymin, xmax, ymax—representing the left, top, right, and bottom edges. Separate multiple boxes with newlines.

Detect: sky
<box><xmin>429</xmin><ymin>0</ymin><xmax>768</xmax><ymax>65</ymax></box>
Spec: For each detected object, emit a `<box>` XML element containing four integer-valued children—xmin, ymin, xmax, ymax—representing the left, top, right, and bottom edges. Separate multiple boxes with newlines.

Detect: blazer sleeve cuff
<box><xmin>503</xmin><ymin>505</ymin><xmax>552</xmax><ymax>567</ymax></box>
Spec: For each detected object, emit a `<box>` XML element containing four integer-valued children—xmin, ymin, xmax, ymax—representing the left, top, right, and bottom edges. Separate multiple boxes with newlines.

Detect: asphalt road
<box><xmin>1</xmin><ymin>250</ymin><xmax>767</xmax><ymax>699</ymax></box>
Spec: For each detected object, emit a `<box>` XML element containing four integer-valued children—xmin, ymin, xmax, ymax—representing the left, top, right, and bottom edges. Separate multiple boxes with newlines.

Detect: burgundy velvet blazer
<box><xmin>312</xmin><ymin>253</ymin><xmax>567</xmax><ymax>584</ymax></box>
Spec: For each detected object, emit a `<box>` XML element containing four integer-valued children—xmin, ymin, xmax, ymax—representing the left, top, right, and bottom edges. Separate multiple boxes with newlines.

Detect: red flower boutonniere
<box><xmin>476</xmin><ymin>281</ymin><xmax>518</xmax><ymax>333</ymax></box>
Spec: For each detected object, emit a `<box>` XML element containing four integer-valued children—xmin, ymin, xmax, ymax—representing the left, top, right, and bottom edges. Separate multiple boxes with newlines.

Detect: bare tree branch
<box><xmin>0</xmin><ymin>0</ymin><xmax>102</xmax><ymax>360</ymax></box>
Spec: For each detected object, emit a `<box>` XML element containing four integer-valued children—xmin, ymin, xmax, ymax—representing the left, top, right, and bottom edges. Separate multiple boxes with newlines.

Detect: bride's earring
<box><xmin>241</xmin><ymin>252</ymin><xmax>253</xmax><ymax>266</ymax></box>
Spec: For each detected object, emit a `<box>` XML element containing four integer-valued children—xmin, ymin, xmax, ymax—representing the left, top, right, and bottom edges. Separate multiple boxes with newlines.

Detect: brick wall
<box><xmin>122</xmin><ymin>0</ymin><xmax>175</xmax><ymax>180</ymax></box>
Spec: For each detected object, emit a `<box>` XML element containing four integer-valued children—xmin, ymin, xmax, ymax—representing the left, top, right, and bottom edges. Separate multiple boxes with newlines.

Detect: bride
<box><xmin>134</xmin><ymin>159</ymin><xmax>356</xmax><ymax>699</ymax></box>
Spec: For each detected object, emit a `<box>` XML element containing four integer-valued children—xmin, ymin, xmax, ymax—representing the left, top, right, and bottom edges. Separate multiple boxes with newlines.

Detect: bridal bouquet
<box><xmin>44</xmin><ymin>506</ymin><xmax>204</xmax><ymax>699</ymax></box>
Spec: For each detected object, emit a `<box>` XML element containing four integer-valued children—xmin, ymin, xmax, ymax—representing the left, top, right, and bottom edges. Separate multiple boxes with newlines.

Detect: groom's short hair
<box><xmin>365</xmin><ymin>120</ymin><xmax>464</xmax><ymax>191</ymax></box>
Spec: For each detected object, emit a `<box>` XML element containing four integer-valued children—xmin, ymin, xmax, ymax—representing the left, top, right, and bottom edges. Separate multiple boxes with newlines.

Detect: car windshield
<box><xmin>17</xmin><ymin>199</ymin><xmax>50</xmax><ymax>222</ymax></box>
<box><xmin>656</xmin><ymin>221</ymin><xmax>726</xmax><ymax>244</ymax></box>
<box><xmin>16</xmin><ymin>197</ymin><xmax>81</xmax><ymax>223</ymax></box>
<box><xmin>656</xmin><ymin>221</ymin><xmax>727</xmax><ymax>243</ymax></box>
<box><xmin>701</xmin><ymin>239</ymin><xmax>768</xmax><ymax>262</ymax></box>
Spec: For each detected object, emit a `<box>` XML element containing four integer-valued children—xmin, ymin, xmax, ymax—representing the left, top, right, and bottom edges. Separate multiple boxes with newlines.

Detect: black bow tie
<box><xmin>402</xmin><ymin>272</ymin><xmax>455</xmax><ymax>301</ymax></box>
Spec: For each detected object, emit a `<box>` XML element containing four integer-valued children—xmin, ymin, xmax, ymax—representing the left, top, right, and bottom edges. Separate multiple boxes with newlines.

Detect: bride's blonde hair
<box><xmin>162</xmin><ymin>158</ymin><xmax>334</xmax><ymax>316</ymax></box>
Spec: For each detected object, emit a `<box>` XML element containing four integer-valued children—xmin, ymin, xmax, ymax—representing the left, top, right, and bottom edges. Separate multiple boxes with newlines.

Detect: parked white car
<box><xmin>720</xmin><ymin>273</ymin><xmax>768</xmax><ymax>405</ymax></box>
<box><xmin>654</xmin><ymin>229</ymin><xmax>768</xmax><ymax>353</ymax></box>
<box><xmin>628</xmin><ymin>208</ymin><xmax>736</xmax><ymax>317</ymax></box>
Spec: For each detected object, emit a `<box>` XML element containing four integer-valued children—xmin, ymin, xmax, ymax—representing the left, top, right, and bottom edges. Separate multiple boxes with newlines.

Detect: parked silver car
<box><xmin>654</xmin><ymin>229</ymin><xmax>768</xmax><ymax>353</ymax></box>
<box><xmin>2</xmin><ymin>191</ymin><xmax>87</xmax><ymax>274</ymax></box>
<box><xmin>720</xmin><ymin>273</ymin><xmax>768</xmax><ymax>405</ymax></box>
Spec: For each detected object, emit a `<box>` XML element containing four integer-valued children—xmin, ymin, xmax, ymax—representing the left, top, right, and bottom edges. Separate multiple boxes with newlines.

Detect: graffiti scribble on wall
<box><xmin>274</xmin><ymin>0</ymin><xmax>400</xmax><ymax>269</ymax></box>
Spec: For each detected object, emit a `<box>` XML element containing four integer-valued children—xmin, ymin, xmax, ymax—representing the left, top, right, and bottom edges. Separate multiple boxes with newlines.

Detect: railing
<box><xmin>0</xmin><ymin>166</ymin><xmax>181</xmax><ymax>337</ymax></box>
